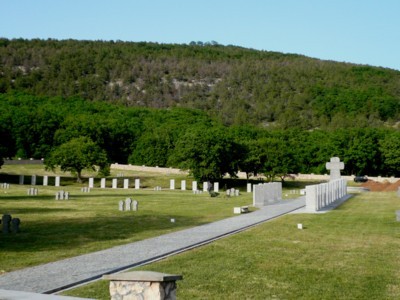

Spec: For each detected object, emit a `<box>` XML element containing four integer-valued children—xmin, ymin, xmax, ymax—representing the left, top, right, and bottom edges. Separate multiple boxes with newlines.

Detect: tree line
<box><xmin>0</xmin><ymin>93</ymin><xmax>399</xmax><ymax>181</ymax></box>
<box><xmin>1</xmin><ymin>38</ymin><xmax>399</xmax><ymax>129</ymax></box>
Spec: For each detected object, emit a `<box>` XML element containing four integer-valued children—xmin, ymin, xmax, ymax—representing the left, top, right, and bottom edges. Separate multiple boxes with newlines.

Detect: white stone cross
<box><xmin>326</xmin><ymin>157</ymin><xmax>344</xmax><ymax>181</ymax></box>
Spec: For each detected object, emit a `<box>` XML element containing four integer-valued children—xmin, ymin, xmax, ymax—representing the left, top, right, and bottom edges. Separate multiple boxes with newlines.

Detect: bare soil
<box><xmin>361</xmin><ymin>180</ymin><xmax>400</xmax><ymax>192</ymax></box>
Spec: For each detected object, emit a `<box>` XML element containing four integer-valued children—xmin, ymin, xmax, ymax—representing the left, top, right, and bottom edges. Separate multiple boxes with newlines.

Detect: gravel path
<box><xmin>0</xmin><ymin>198</ymin><xmax>305</xmax><ymax>294</ymax></box>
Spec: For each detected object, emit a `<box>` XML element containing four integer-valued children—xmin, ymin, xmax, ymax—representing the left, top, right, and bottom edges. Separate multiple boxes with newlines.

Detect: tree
<box><xmin>379</xmin><ymin>131</ymin><xmax>400</xmax><ymax>176</ymax></box>
<box><xmin>45</xmin><ymin>137</ymin><xmax>108</xmax><ymax>182</ymax></box>
<box><xmin>169</xmin><ymin>125</ymin><xmax>240</xmax><ymax>181</ymax></box>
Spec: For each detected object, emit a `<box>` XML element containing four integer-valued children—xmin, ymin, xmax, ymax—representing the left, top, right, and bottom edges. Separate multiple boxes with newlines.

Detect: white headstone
<box><xmin>43</xmin><ymin>175</ymin><xmax>48</xmax><ymax>186</ymax></box>
<box><xmin>133</xmin><ymin>200</ymin><xmax>138</xmax><ymax>211</ymax></box>
<box><xmin>135</xmin><ymin>179</ymin><xmax>140</xmax><ymax>189</ymax></box>
<box><xmin>192</xmin><ymin>181</ymin><xmax>197</xmax><ymax>191</ymax></box>
<box><xmin>123</xmin><ymin>178</ymin><xmax>129</xmax><ymax>189</ymax></box>
<box><xmin>100</xmin><ymin>178</ymin><xmax>106</xmax><ymax>188</ymax></box>
<box><xmin>214</xmin><ymin>182</ymin><xmax>219</xmax><ymax>192</ymax></box>
<box><xmin>112</xmin><ymin>179</ymin><xmax>118</xmax><ymax>189</ymax></box>
<box><xmin>125</xmin><ymin>198</ymin><xmax>132</xmax><ymax>211</ymax></box>
<box><xmin>326</xmin><ymin>157</ymin><xmax>345</xmax><ymax>181</ymax></box>
<box><xmin>118</xmin><ymin>200</ymin><xmax>124</xmax><ymax>211</ymax></box>
<box><xmin>55</xmin><ymin>176</ymin><xmax>60</xmax><ymax>187</ymax></box>
<box><xmin>19</xmin><ymin>175</ymin><xmax>24</xmax><ymax>185</ymax></box>
<box><xmin>181</xmin><ymin>180</ymin><xmax>186</xmax><ymax>191</ymax></box>
<box><xmin>247</xmin><ymin>183</ymin><xmax>252</xmax><ymax>193</ymax></box>
<box><xmin>203</xmin><ymin>182</ymin><xmax>208</xmax><ymax>192</ymax></box>
<box><xmin>170</xmin><ymin>179</ymin><xmax>175</xmax><ymax>190</ymax></box>
<box><xmin>31</xmin><ymin>175</ymin><xmax>36</xmax><ymax>186</ymax></box>
<box><xmin>89</xmin><ymin>177</ymin><xmax>94</xmax><ymax>188</ymax></box>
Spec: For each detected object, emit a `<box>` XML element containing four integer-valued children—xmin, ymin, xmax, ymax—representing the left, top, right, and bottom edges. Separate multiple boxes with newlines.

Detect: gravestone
<box><xmin>181</xmin><ymin>180</ymin><xmax>186</xmax><ymax>191</ymax></box>
<box><xmin>19</xmin><ymin>175</ymin><xmax>24</xmax><ymax>185</ymax></box>
<box><xmin>2</xmin><ymin>214</ymin><xmax>12</xmax><ymax>233</ymax></box>
<box><xmin>170</xmin><ymin>179</ymin><xmax>175</xmax><ymax>190</ymax></box>
<box><xmin>247</xmin><ymin>183</ymin><xmax>252</xmax><ymax>193</ymax></box>
<box><xmin>133</xmin><ymin>200</ymin><xmax>138</xmax><ymax>211</ymax></box>
<box><xmin>55</xmin><ymin>176</ymin><xmax>60</xmax><ymax>187</ymax></box>
<box><xmin>11</xmin><ymin>218</ymin><xmax>20</xmax><ymax>233</ymax></box>
<box><xmin>214</xmin><ymin>182</ymin><xmax>219</xmax><ymax>192</ymax></box>
<box><xmin>89</xmin><ymin>178</ymin><xmax>94</xmax><ymax>188</ymax></box>
<box><xmin>154</xmin><ymin>186</ymin><xmax>162</xmax><ymax>191</ymax></box>
<box><xmin>43</xmin><ymin>175</ymin><xmax>48</xmax><ymax>186</ymax></box>
<box><xmin>125</xmin><ymin>198</ymin><xmax>132</xmax><ymax>211</ymax></box>
<box><xmin>81</xmin><ymin>187</ymin><xmax>90</xmax><ymax>193</ymax></box>
<box><xmin>101</xmin><ymin>178</ymin><xmax>106</xmax><ymax>188</ymax></box>
<box><xmin>192</xmin><ymin>181</ymin><xmax>197</xmax><ymax>191</ymax></box>
<box><xmin>135</xmin><ymin>179</ymin><xmax>140</xmax><ymax>189</ymax></box>
<box><xmin>112</xmin><ymin>179</ymin><xmax>118</xmax><ymax>189</ymax></box>
<box><xmin>123</xmin><ymin>179</ymin><xmax>129</xmax><ymax>189</ymax></box>
<box><xmin>326</xmin><ymin>157</ymin><xmax>345</xmax><ymax>181</ymax></box>
<box><xmin>27</xmin><ymin>188</ymin><xmax>38</xmax><ymax>196</ymax></box>
<box><xmin>119</xmin><ymin>200</ymin><xmax>124</xmax><ymax>211</ymax></box>
<box><xmin>31</xmin><ymin>175</ymin><xmax>37</xmax><ymax>186</ymax></box>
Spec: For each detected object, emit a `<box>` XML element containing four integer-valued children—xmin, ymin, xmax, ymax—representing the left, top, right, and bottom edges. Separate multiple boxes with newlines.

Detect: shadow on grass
<box><xmin>0</xmin><ymin>213</ymin><xmax>204</xmax><ymax>253</ymax></box>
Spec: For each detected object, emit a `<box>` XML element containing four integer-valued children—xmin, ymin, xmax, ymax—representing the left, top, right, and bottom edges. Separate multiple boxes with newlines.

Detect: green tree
<box><xmin>45</xmin><ymin>137</ymin><xmax>108</xmax><ymax>182</ymax></box>
<box><xmin>169</xmin><ymin>125</ymin><xmax>240</xmax><ymax>181</ymax></box>
<box><xmin>379</xmin><ymin>131</ymin><xmax>400</xmax><ymax>176</ymax></box>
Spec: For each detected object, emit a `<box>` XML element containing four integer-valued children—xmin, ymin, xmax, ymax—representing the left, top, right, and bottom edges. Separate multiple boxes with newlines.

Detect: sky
<box><xmin>1</xmin><ymin>0</ymin><xmax>400</xmax><ymax>70</ymax></box>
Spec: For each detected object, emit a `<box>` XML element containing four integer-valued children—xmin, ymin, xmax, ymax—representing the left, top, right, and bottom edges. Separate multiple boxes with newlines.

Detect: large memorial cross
<box><xmin>326</xmin><ymin>157</ymin><xmax>344</xmax><ymax>181</ymax></box>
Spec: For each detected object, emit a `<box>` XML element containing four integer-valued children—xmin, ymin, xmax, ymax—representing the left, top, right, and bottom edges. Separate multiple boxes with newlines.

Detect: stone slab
<box><xmin>103</xmin><ymin>271</ymin><xmax>182</xmax><ymax>282</ymax></box>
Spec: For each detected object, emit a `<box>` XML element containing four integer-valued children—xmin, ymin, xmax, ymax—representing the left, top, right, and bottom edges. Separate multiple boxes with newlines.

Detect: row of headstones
<box><xmin>55</xmin><ymin>190</ymin><xmax>70</xmax><ymax>200</ymax></box>
<box><xmin>226</xmin><ymin>188</ymin><xmax>240</xmax><ymax>197</ymax></box>
<box><xmin>1</xmin><ymin>214</ymin><xmax>20</xmax><ymax>233</ymax></box>
<box><xmin>305</xmin><ymin>178</ymin><xmax>347</xmax><ymax>212</ymax></box>
<box><xmin>19</xmin><ymin>175</ymin><xmax>61</xmax><ymax>186</ymax></box>
<box><xmin>1</xmin><ymin>183</ymin><xmax>10</xmax><ymax>189</ymax></box>
<box><xmin>253</xmin><ymin>182</ymin><xmax>283</xmax><ymax>208</ymax></box>
<box><xmin>119</xmin><ymin>198</ymin><xmax>139</xmax><ymax>211</ymax></box>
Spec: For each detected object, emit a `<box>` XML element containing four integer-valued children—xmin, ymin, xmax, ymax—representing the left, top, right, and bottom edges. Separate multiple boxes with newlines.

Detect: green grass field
<box><xmin>63</xmin><ymin>191</ymin><xmax>400</xmax><ymax>300</ymax></box>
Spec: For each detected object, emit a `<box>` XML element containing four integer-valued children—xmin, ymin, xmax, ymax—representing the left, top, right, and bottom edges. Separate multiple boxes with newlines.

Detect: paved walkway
<box><xmin>0</xmin><ymin>198</ymin><xmax>305</xmax><ymax>294</ymax></box>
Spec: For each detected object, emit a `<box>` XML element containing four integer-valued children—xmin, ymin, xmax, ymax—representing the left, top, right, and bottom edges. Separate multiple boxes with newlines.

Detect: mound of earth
<box><xmin>361</xmin><ymin>180</ymin><xmax>400</xmax><ymax>192</ymax></box>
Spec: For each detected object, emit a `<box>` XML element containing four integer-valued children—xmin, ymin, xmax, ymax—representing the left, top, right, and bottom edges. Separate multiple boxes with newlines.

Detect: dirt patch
<box><xmin>361</xmin><ymin>180</ymin><xmax>400</xmax><ymax>192</ymax></box>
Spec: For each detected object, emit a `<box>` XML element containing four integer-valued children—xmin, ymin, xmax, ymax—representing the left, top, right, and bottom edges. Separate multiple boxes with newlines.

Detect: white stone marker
<box><xmin>203</xmin><ymin>182</ymin><xmax>208</xmax><ymax>192</ymax></box>
<box><xmin>123</xmin><ymin>178</ymin><xmax>129</xmax><ymax>189</ymax></box>
<box><xmin>170</xmin><ymin>179</ymin><xmax>175</xmax><ymax>190</ymax></box>
<box><xmin>135</xmin><ymin>179</ymin><xmax>140</xmax><ymax>189</ymax></box>
<box><xmin>247</xmin><ymin>183</ymin><xmax>252</xmax><ymax>193</ymax></box>
<box><xmin>89</xmin><ymin>177</ymin><xmax>94</xmax><ymax>188</ymax></box>
<box><xmin>31</xmin><ymin>175</ymin><xmax>36</xmax><ymax>186</ymax></box>
<box><xmin>112</xmin><ymin>178</ymin><xmax>118</xmax><ymax>189</ymax></box>
<box><xmin>181</xmin><ymin>180</ymin><xmax>186</xmax><ymax>191</ymax></box>
<box><xmin>192</xmin><ymin>181</ymin><xmax>197</xmax><ymax>191</ymax></box>
<box><xmin>55</xmin><ymin>176</ymin><xmax>60</xmax><ymax>187</ymax></box>
<box><xmin>100</xmin><ymin>178</ymin><xmax>106</xmax><ymax>188</ymax></box>
<box><xmin>43</xmin><ymin>175</ymin><xmax>48</xmax><ymax>186</ymax></box>
<box><xmin>326</xmin><ymin>157</ymin><xmax>345</xmax><ymax>181</ymax></box>
<box><xmin>214</xmin><ymin>182</ymin><xmax>219</xmax><ymax>192</ymax></box>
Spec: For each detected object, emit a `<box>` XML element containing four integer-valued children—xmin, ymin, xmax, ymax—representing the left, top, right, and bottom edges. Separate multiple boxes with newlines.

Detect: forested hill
<box><xmin>0</xmin><ymin>38</ymin><xmax>399</xmax><ymax>129</ymax></box>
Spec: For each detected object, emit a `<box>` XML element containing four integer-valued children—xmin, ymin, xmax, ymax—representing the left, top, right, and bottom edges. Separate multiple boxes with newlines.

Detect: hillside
<box><xmin>1</xmin><ymin>38</ymin><xmax>399</xmax><ymax>129</ymax></box>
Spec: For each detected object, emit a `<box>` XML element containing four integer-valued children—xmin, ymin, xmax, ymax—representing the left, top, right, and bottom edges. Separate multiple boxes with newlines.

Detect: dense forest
<box><xmin>0</xmin><ymin>39</ymin><xmax>399</xmax><ymax>179</ymax></box>
<box><xmin>1</xmin><ymin>38</ymin><xmax>399</xmax><ymax>129</ymax></box>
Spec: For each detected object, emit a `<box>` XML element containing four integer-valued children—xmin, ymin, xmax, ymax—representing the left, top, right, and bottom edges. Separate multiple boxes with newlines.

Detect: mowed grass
<box><xmin>0</xmin><ymin>169</ymin><xmax>254</xmax><ymax>273</ymax></box>
<box><xmin>64</xmin><ymin>191</ymin><xmax>400</xmax><ymax>300</ymax></box>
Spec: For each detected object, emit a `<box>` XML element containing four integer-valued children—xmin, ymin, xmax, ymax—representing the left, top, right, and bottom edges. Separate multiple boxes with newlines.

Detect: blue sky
<box><xmin>1</xmin><ymin>0</ymin><xmax>400</xmax><ymax>70</ymax></box>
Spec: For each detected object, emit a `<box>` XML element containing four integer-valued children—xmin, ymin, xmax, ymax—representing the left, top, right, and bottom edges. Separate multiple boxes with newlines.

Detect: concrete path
<box><xmin>0</xmin><ymin>198</ymin><xmax>305</xmax><ymax>294</ymax></box>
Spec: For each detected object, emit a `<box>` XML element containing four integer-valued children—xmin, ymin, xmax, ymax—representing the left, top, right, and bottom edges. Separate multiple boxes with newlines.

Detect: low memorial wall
<box><xmin>253</xmin><ymin>182</ymin><xmax>282</xmax><ymax>208</ymax></box>
<box><xmin>305</xmin><ymin>179</ymin><xmax>347</xmax><ymax>212</ymax></box>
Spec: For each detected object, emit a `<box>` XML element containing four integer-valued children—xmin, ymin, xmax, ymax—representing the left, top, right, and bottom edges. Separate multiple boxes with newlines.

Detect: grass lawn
<box><xmin>63</xmin><ymin>191</ymin><xmax>400</xmax><ymax>300</ymax></box>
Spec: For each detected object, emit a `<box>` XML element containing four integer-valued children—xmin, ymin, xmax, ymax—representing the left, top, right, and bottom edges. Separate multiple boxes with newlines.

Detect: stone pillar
<box><xmin>101</xmin><ymin>178</ymin><xmax>106</xmax><ymax>188</ymax></box>
<box><xmin>89</xmin><ymin>177</ymin><xmax>94</xmax><ymax>188</ymax></box>
<box><xmin>103</xmin><ymin>271</ymin><xmax>183</xmax><ymax>300</ymax></box>
<box><xmin>135</xmin><ymin>179</ymin><xmax>140</xmax><ymax>190</ymax></box>
<box><xmin>181</xmin><ymin>180</ymin><xmax>186</xmax><ymax>191</ymax></box>
<box><xmin>55</xmin><ymin>176</ymin><xmax>60</xmax><ymax>187</ymax></box>
<box><xmin>43</xmin><ymin>175</ymin><xmax>48</xmax><ymax>186</ymax></box>
<box><xmin>170</xmin><ymin>179</ymin><xmax>175</xmax><ymax>190</ymax></box>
